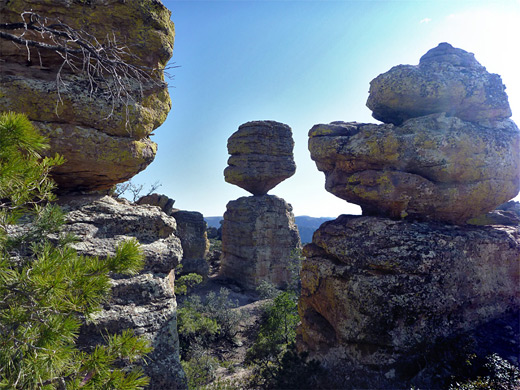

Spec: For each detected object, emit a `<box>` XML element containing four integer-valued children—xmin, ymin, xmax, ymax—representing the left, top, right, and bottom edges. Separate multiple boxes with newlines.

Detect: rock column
<box><xmin>299</xmin><ymin>43</ymin><xmax>520</xmax><ymax>388</ymax></box>
<box><xmin>220</xmin><ymin>121</ymin><xmax>301</xmax><ymax>291</ymax></box>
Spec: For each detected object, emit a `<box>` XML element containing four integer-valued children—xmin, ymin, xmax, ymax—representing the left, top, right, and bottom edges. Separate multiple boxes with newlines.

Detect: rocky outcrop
<box><xmin>367</xmin><ymin>42</ymin><xmax>511</xmax><ymax>125</ymax></box>
<box><xmin>309</xmin><ymin>44</ymin><xmax>520</xmax><ymax>224</ymax></box>
<box><xmin>136</xmin><ymin>193</ymin><xmax>210</xmax><ymax>277</ymax></box>
<box><xmin>300</xmin><ymin>43</ymin><xmax>520</xmax><ymax>388</ymax></box>
<box><xmin>309</xmin><ymin>115</ymin><xmax>520</xmax><ymax>223</ymax></box>
<box><xmin>59</xmin><ymin>195</ymin><xmax>186</xmax><ymax>389</ymax></box>
<box><xmin>0</xmin><ymin>0</ymin><xmax>175</xmax><ymax>191</ymax></box>
<box><xmin>298</xmin><ymin>215</ymin><xmax>520</xmax><ymax>388</ymax></box>
<box><xmin>224</xmin><ymin>121</ymin><xmax>296</xmax><ymax>195</ymax></box>
<box><xmin>220</xmin><ymin>195</ymin><xmax>301</xmax><ymax>290</ymax></box>
<box><xmin>171</xmin><ymin>209</ymin><xmax>210</xmax><ymax>277</ymax></box>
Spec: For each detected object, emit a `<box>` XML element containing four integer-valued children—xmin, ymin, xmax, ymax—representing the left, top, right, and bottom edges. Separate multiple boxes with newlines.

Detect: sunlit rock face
<box><xmin>308</xmin><ymin>115</ymin><xmax>520</xmax><ymax>224</ymax></box>
<box><xmin>219</xmin><ymin>195</ymin><xmax>301</xmax><ymax>290</ymax></box>
<box><xmin>298</xmin><ymin>215</ymin><xmax>520</xmax><ymax>388</ymax></box>
<box><xmin>224</xmin><ymin>120</ymin><xmax>296</xmax><ymax>195</ymax></box>
<box><xmin>0</xmin><ymin>0</ymin><xmax>175</xmax><ymax>191</ymax></box>
<box><xmin>308</xmin><ymin>43</ymin><xmax>520</xmax><ymax>224</ymax></box>
<box><xmin>366</xmin><ymin>42</ymin><xmax>512</xmax><ymax>125</ymax></box>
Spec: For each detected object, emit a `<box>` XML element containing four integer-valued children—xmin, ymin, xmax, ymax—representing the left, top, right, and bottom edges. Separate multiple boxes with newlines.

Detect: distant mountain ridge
<box><xmin>204</xmin><ymin>215</ymin><xmax>334</xmax><ymax>244</ymax></box>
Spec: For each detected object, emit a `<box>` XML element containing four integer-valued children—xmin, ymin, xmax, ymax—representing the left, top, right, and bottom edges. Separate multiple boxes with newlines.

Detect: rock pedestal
<box><xmin>60</xmin><ymin>195</ymin><xmax>186</xmax><ymax>390</ymax></box>
<box><xmin>0</xmin><ymin>0</ymin><xmax>175</xmax><ymax>191</ymax></box>
<box><xmin>298</xmin><ymin>216</ymin><xmax>520</xmax><ymax>387</ymax></box>
<box><xmin>219</xmin><ymin>195</ymin><xmax>301</xmax><ymax>291</ymax></box>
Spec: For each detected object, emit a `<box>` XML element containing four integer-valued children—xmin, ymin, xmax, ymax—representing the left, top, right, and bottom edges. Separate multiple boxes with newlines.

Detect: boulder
<box><xmin>224</xmin><ymin>121</ymin><xmax>296</xmax><ymax>195</ymax></box>
<box><xmin>59</xmin><ymin>195</ymin><xmax>186</xmax><ymax>389</ymax></box>
<box><xmin>171</xmin><ymin>209</ymin><xmax>210</xmax><ymax>277</ymax></box>
<box><xmin>366</xmin><ymin>42</ymin><xmax>511</xmax><ymax>125</ymax></box>
<box><xmin>220</xmin><ymin>195</ymin><xmax>301</xmax><ymax>290</ymax></box>
<box><xmin>137</xmin><ymin>193</ymin><xmax>176</xmax><ymax>215</ymax></box>
<box><xmin>298</xmin><ymin>215</ymin><xmax>520</xmax><ymax>388</ymax></box>
<box><xmin>0</xmin><ymin>0</ymin><xmax>175</xmax><ymax>191</ymax></box>
<box><xmin>308</xmin><ymin>114</ymin><xmax>520</xmax><ymax>223</ymax></box>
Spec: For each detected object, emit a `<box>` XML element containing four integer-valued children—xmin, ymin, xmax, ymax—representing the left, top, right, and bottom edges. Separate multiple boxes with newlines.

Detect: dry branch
<box><xmin>0</xmin><ymin>11</ymin><xmax>174</xmax><ymax>129</ymax></box>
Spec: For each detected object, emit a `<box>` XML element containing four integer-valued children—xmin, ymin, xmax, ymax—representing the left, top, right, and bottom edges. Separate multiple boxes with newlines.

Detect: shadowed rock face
<box><xmin>220</xmin><ymin>195</ymin><xmax>301</xmax><ymax>290</ymax></box>
<box><xmin>224</xmin><ymin>121</ymin><xmax>296</xmax><ymax>195</ymax></box>
<box><xmin>170</xmin><ymin>210</ymin><xmax>210</xmax><ymax>277</ymax></box>
<box><xmin>60</xmin><ymin>195</ymin><xmax>186</xmax><ymax>390</ymax></box>
<box><xmin>0</xmin><ymin>0</ymin><xmax>175</xmax><ymax>191</ymax></box>
<box><xmin>366</xmin><ymin>42</ymin><xmax>511</xmax><ymax>125</ymax></box>
<box><xmin>308</xmin><ymin>114</ymin><xmax>520</xmax><ymax>223</ymax></box>
<box><xmin>298</xmin><ymin>215</ymin><xmax>520</xmax><ymax>388</ymax></box>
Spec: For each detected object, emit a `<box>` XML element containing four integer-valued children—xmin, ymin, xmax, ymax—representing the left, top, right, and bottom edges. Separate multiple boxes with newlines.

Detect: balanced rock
<box><xmin>60</xmin><ymin>195</ymin><xmax>186</xmax><ymax>389</ymax></box>
<box><xmin>308</xmin><ymin>114</ymin><xmax>520</xmax><ymax>223</ymax></box>
<box><xmin>0</xmin><ymin>0</ymin><xmax>175</xmax><ymax>191</ymax></box>
<box><xmin>220</xmin><ymin>195</ymin><xmax>301</xmax><ymax>290</ymax></box>
<box><xmin>367</xmin><ymin>42</ymin><xmax>511</xmax><ymax>125</ymax></box>
<box><xmin>298</xmin><ymin>215</ymin><xmax>520</xmax><ymax>388</ymax></box>
<box><xmin>171</xmin><ymin>210</ymin><xmax>210</xmax><ymax>277</ymax></box>
<box><xmin>224</xmin><ymin>121</ymin><xmax>296</xmax><ymax>195</ymax></box>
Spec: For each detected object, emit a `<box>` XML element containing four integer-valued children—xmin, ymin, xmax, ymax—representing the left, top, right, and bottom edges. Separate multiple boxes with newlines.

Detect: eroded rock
<box><xmin>298</xmin><ymin>215</ymin><xmax>520</xmax><ymax>388</ymax></box>
<box><xmin>367</xmin><ymin>42</ymin><xmax>511</xmax><ymax>125</ymax></box>
<box><xmin>224</xmin><ymin>121</ymin><xmax>296</xmax><ymax>195</ymax></box>
<box><xmin>308</xmin><ymin>114</ymin><xmax>520</xmax><ymax>223</ymax></box>
<box><xmin>219</xmin><ymin>195</ymin><xmax>301</xmax><ymax>290</ymax></box>
<box><xmin>0</xmin><ymin>0</ymin><xmax>175</xmax><ymax>191</ymax></box>
<box><xmin>59</xmin><ymin>195</ymin><xmax>186</xmax><ymax>389</ymax></box>
<box><xmin>171</xmin><ymin>209</ymin><xmax>210</xmax><ymax>277</ymax></box>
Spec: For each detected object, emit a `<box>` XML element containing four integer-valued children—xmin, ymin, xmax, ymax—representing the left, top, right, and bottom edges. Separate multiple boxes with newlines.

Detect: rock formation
<box><xmin>309</xmin><ymin>115</ymin><xmax>520</xmax><ymax>223</ymax></box>
<box><xmin>220</xmin><ymin>195</ymin><xmax>301</xmax><ymax>290</ymax></box>
<box><xmin>299</xmin><ymin>43</ymin><xmax>520</xmax><ymax>388</ymax></box>
<box><xmin>137</xmin><ymin>193</ymin><xmax>211</xmax><ymax>277</ymax></box>
<box><xmin>59</xmin><ymin>195</ymin><xmax>186</xmax><ymax>389</ymax></box>
<box><xmin>0</xmin><ymin>0</ymin><xmax>175</xmax><ymax>191</ymax></box>
<box><xmin>221</xmin><ymin>120</ymin><xmax>301</xmax><ymax>290</ymax></box>
<box><xmin>299</xmin><ymin>215</ymin><xmax>520</xmax><ymax>387</ymax></box>
<box><xmin>224</xmin><ymin>120</ymin><xmax>296</xmax><ymax>195</ymax></box>
<box><xmin>137</xmin><ymin>193</ymin><xmax>176</xmax><ymax>215</ymax></box>
<box><xmin>309</xmin><ymin>43</ymin><xmax>520</xmax><ymax>224</ymax></box>
<box><xmin>170</xmin><ymin>209</ymin><xmax>210</xmax><ymax>277</ymax></box>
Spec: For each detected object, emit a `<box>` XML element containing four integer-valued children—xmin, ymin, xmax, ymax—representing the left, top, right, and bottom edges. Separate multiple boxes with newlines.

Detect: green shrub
<box><xmin>182</xmin><ymin>351</ymin><xmax>220</xmax><ymax>389</ymax></box>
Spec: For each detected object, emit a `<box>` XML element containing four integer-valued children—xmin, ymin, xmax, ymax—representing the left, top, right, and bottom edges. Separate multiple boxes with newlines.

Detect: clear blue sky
<box><xmin>127</xmin><ymin>0</ymin><xmax>520</xmax><ymax>218</ymax></box>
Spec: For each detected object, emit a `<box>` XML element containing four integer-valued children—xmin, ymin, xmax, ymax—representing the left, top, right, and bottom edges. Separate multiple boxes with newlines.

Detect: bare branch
<box><xmin>0</xmin><ymin>11</ymin><xmax>177</xmax><ymax>131</ymax></box>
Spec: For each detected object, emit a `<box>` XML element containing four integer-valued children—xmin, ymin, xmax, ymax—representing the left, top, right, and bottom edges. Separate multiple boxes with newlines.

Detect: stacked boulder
<box><xmin>299</xmin><ymin>43</ymin><xmax>520</xmax><ymax>388</ymax></box>
<box><xmin>220</xmin><ymin>121</ymin><xmax>301</xmax><ymax>291</ymax></box>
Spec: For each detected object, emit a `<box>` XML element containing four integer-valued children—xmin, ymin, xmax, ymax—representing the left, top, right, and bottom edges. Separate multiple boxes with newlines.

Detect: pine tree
<box><xmin>0</xmin><ymin>112</ymin><xmax>152</xmax><ymax>389</ymax></box>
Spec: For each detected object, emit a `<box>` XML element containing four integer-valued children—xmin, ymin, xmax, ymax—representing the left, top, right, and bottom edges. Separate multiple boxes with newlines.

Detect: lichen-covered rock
<box><xmin>366</xmin><ymin>43</ymin><xmax>511</xmax><ymax>125</ymax></box>
<box><xmin>220</xmin><ymin>195</ymin><xmax>301</xmax><ymax>290</ymax></box>
<box><xmin>171</xmin><ymin>209</ymin><xmax>210</xmax><ymax>277</ymax></box>
<box><xmin>0</xmin><ymin>0</ymin><xmax>175</xmax><ymax>191</ymax></box>
<box><xmin>298</xmin><ymin>215</ymin><xmax>520</xmax><ymax>388</ymax></box>
<box><xmin>224</xmin><ymin>121</ymin><xmax>296</xmax><ymax>195</ymax></box>
<box><xmin>308</xmin><ymin>114</ymin><xmax>520</xmax><ymax>223</ymax></box>
<box><xmin>59</xmin><ymin>195</ymin><xmax>186</xmax><ymax>389</ymax></box>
